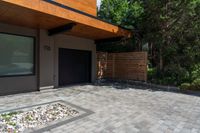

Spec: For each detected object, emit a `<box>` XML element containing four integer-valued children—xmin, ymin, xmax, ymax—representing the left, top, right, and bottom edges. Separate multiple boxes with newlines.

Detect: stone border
<box><xmin>0</xmin><ymin>100</ymin><xmax>94</xmax><ymax>133</ymax></box>
<box><xmin>96</xmin><ymin>79</ymin><xmax>180</xmax><ymax>92</ymax></box>
<box><xmin>0</xmin><ymin>83</ymin><xmax>92</xmax><ymax>98</ymax></box>
<box><xmin>96</xmin><ymin>79</ymin><xmax>200</xmax><ymax>96</ymax></box>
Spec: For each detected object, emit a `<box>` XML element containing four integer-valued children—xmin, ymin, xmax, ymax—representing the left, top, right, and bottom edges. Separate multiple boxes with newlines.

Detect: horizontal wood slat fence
<box><xmin>97</xmin><ymin>52</ymin><xmax>148</xmax><ymax>81</ymax></box>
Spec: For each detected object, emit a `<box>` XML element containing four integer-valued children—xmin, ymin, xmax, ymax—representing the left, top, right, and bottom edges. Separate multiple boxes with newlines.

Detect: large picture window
<box><xmin>0</xmin><ymin>33</ymin><xmax>35</xmax><ymax>77</ymax></box>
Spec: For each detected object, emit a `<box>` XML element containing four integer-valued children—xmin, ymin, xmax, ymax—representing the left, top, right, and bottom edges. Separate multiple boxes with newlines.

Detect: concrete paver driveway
<box><xmin>1</xmin><ymin>83</ymin><xmax>200</xmax><ymax>133</ymax></box>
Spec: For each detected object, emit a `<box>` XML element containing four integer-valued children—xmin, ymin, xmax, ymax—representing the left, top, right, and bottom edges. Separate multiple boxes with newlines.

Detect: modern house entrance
<box><xmin>59</xmin><ymin>48</ymin><xmax>91</xmax><ymax>86</ymax></box>
<box><xmin>0</xmin><ymin>0</ymin><xmax>131</xmax><ymax>96</ymax></box>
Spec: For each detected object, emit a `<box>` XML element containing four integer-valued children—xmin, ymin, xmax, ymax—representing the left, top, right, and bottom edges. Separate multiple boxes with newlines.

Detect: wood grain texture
<box><xmin>55</xmin><ymin>0</ymin><xmax>97</xmax><ymax>16</ymax></box>
<box><xmin>0</xmin><ymin>0</ymin><xmax>131</xmax><ymax>39</ymax></box>
<box><xmin>97</xmin><ymin>52</ymin><xmax>148</xmax><ymax>81</ymax></box>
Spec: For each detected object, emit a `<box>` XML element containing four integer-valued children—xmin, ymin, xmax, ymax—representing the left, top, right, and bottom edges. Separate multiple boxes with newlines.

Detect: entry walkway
<box><xmin>0</xmin><ymin>84</ymin><xmax>200</xmax><ymax>133</ymax></box>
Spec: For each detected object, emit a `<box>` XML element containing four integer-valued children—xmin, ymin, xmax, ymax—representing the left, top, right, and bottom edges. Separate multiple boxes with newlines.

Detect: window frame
<box><xmin>0</xmin><ymin>32</ymin><xmax>36</xmax><ymax>78</ymax></box>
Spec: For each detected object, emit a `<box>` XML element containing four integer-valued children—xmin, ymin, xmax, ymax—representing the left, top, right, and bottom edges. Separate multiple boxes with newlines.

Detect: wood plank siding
<box><xmin>0</xmin><ymin>0</ymin><xmax>131</xmax><ymax>39</ymax></box>
<box><xmin>97</xmin><ymin>52</ymin><xmax>148</xmax><ymax>81</ymax></box>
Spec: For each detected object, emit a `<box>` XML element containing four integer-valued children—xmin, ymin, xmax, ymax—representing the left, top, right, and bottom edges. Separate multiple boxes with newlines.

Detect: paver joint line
<box><xmin>0</xmin><ymin>84</ymin><xmax>200</xmax><ymax>133</ymax></box>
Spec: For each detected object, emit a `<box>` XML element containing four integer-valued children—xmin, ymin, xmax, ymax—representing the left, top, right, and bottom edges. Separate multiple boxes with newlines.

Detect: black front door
<box><xmin>59</xmin><ymin>48</ymin><xmax>91</xmax><ymax>86</ymax></box>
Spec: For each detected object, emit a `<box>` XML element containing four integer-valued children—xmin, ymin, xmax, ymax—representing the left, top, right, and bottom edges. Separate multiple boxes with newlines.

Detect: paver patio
<box><xmin>1</xmin><ymin>83</ymin><xmax>200</xmax><ymax>133</ymax></box>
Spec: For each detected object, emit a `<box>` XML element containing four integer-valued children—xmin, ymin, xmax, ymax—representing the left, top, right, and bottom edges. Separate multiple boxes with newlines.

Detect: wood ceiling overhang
<box><xmin>0</xmin><ymin>0</ymin><xmax>132</xmax><ymax>40</ymax></box>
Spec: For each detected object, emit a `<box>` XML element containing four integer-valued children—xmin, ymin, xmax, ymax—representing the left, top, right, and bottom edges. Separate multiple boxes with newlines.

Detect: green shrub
<box><xmin>148</xmin><ymin>67</ymin><xmax>157</xmax><ymax>80</ymax></box>
<box><xmin>191</xmin><ymin>64</ymin><xmax>200</xmax><ymax>80</ymax></box>
<box><xmin>163</xmin><ymin>64</ymin><xmax>190</xmax><ymax>85</ymax></box>
<box><xmin>180</xmin><ymin>83</ymin><xmax>191</xmax><ymax>90</ymax></box>
<box><xmin>147</xmin><ymin>64</ymin><xmax>200</xmax><ymax>86</ymax></box>
<box><xmin>191</xmin><ymin>79</ymin><xmax>200</xmax><ymax>90</ymax></box>
<box><xmin>157</xmin><ymin>76</ymin><xmax>176</xmax><ymax>85</ymax></box>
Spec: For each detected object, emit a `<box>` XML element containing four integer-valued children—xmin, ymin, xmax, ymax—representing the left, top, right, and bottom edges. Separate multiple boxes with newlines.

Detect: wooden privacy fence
<box><xmin>97</xmin><ymin>52</ymin><xmax>148</xmax><ymax>81</ymax></box>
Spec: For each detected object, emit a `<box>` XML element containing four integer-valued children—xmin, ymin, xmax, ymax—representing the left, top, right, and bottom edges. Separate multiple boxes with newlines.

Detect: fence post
<box><xmin>144</xmin><ymin>52</ymin><xmax>148</xmax><ymax>82</ymax></box>
<box><xmin>112</xmin><ymin>54</ymin><xmax>115</xmax><ymax>78</ymax></box>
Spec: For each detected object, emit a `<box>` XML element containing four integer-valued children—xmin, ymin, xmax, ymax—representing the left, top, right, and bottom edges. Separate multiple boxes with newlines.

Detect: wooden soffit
<box><xmin>0</xmin><ymin>0</ymin><xmax>132</xmax><ymax>40</ymax></box>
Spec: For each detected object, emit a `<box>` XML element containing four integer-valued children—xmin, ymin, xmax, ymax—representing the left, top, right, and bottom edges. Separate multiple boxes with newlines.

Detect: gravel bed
<box><xmin>0</xmin><ymin>103</ymin><xmax>79</xmax><ymax>133</ymax></box>
<box><xmin>95</xmin><ymin>79</ymin><xmax>180</xmax><ymax>92</ymax></box>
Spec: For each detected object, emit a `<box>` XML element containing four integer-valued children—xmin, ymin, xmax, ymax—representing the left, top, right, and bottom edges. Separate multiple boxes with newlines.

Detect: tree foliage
<box><xmin>98</xmin><ymin>0</ymin><xmax>144</xmax><ymax>29</ymax></box>
<box><xmin>98</xmin><ymin>0</ymin><xmax>144</xmax><ymax>51</ymax></box>
<box><xmin>98</xmin><ymin>0</ymin><xmax>200</xmax><ymax>85</ymax></box>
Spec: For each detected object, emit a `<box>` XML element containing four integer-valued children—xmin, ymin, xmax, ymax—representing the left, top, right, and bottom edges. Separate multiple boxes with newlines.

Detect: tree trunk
<box><xmin>159</xmin><ymin>48</ymin><xmax>163</xmax><ymax>71</ymax></box>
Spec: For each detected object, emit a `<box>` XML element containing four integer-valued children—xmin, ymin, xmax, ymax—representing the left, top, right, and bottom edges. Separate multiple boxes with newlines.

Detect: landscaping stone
<box><xmin>96</xmin><ymin>78</ymin><xmax>180</xmax><ymax>92</ymax></box>
<box><xmin>0</xmin><ymin>103</ymin><xmax>79</xmax><ymax>133</ymax></box>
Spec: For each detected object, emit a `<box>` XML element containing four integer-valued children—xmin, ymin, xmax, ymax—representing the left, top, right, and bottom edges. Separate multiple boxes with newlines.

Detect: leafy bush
<box><xmin>191</xmin><ymin>79</ymin><xmax>200</xmax><ymax>90</ymax></box>
<box><xmin>159</xmin><ymin>77</ymin><xmax>177</xmax><ymax>85</ymax></box>
<box><xmin>147</xmin><ymin>64</ymin><xmax>200</xmax><ymax>87</ymax></box>
<box><xmin>148</xmin><ymin>65</ymin><xmax>189</xmax><ymax>85</ymax></box>
<box><xmin>163</xmin><ymin>64</ymin><xmax>190</xmax><ymax>85</ymax></box>
<box><xmin>147</xmin><ymin>68</ymin><xmax>157</xmax><ymax>80</ymax></box>
<box><xmin>180</xmin><ymin>83</ymin><xmax>191</xmax><ymax>90</ymax></box>
<box><xmin>191</xmin><ymin>64</ymin><xmax>200</xmax><ymax>80</ymax></box>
